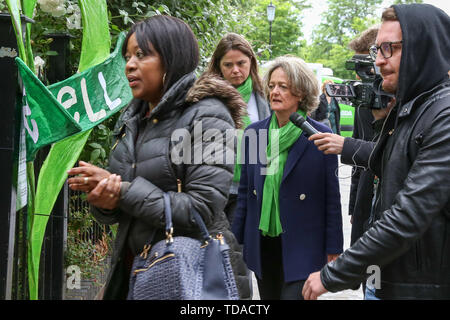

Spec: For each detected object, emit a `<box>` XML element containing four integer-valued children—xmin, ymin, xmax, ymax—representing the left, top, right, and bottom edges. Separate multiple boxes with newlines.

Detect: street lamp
<box><xmin>267</xmin><ymin>1</ymin><xmax>276</xmax><ymax>59</ymax></box>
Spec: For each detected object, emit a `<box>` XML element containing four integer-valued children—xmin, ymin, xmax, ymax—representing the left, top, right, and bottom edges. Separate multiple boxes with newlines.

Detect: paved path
<box><xmin>250</xmin><ymin>157</ymin><xmax>364</xmax><ymax>300</ymax></box>
<box><xmin>319</xmin><ymin>158</ymin><xmax>364</xmax><ymax>300</ymax></box>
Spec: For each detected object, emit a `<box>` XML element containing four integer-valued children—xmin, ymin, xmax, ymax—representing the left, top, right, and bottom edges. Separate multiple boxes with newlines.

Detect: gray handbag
<box><xmin>127</xmin><ymin>193</ymin><xmax>239</xmax><ymax>300</ymax></box>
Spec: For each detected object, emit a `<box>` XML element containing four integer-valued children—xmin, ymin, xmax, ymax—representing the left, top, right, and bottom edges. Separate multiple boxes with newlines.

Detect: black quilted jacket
<box><xmin>92</xmin><ymin>72</ymin><xmax>251</xmax><ymax>299</ymax></box>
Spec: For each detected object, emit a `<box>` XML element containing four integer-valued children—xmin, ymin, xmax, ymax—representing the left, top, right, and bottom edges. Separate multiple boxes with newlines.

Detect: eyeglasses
<box><xmin>369</xmin><ymin>41</ymin><xmax>403</xmax><ymax>60</ymax></box>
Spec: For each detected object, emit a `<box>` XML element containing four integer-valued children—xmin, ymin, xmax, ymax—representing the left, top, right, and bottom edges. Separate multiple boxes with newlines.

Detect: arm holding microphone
<box><xmin>306</xmin><ymin>99</ymin><xmax>395</xmax><ymax>157</ymax></box>
<box><xmin>289</xmin><ymin>112</ymin><xmax>346</xmax><ymax>155</ymax></box>
<box><xmin>308</xmin><ymin>126</ymin><xmax>376</xmax><ymax>170</ymax></box>
<box><xmin>309</xmin><ymin>132</ymin><xmax>346</xmax><ymax>155</ymax></box>
<box><xmin>297</xmin><ymin>113</ymin><xmax>375</xmax><ymax>171</ymax></box>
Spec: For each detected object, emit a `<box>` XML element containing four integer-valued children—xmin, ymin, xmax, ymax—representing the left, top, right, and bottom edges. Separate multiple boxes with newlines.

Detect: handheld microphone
<box><xmin>289</xmin><ymin>112</ymin><xmax>319</xmax><ymax>137</ymax></box>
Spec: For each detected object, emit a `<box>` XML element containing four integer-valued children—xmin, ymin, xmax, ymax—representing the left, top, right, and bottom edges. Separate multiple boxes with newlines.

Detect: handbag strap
<box><xmin>138</xmin><ymin>193</ymin><xmax>212</xmax><ymax>258</ymax></box>
<box><xmin>162</xmin><ymin>193</ymin><xmax>211</xmax><ymax>245</ymax></box>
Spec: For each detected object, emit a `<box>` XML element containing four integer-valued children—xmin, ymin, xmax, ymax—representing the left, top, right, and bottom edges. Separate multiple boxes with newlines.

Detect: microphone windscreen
<box><xmin>289</xmin><ymin>112</ymin><xmax>319</xmax><ymax>137</ymax></box>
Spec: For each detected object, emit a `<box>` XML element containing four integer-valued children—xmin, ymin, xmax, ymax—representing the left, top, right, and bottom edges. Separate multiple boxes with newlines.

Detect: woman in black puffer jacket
<box><xmin>67</xmin><ymin>15</ymin><xmax>249</xmax><ymax>299</ymax></box>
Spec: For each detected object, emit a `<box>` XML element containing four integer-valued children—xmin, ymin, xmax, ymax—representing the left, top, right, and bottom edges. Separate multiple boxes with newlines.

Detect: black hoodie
<box><xmin>319</xmin><ymin>4</ymin><xmax>450</xmax><ymax>300</ymax></box>
<box><xmin>394</xmin><ymin>3</ymin><xmax>450</xmax><ymax>105</ymax></box>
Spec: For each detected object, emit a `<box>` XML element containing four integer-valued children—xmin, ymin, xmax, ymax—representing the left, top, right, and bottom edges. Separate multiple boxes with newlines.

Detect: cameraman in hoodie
<box><xmin>303</xmin><ymin>4</ymin><xmax>450</xmax><ymax>300</ymax></box>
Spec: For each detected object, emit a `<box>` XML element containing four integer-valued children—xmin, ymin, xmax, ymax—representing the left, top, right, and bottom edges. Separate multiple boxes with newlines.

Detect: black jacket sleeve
<box><xmin>341</xmin><ymin>138</ymin><xmax>375</xmax><ymax>170</ymax></box>
<box><xmin>320</xmin><ymin>109</ymin><xmax>450</xmax><ymax>292</ymax></box>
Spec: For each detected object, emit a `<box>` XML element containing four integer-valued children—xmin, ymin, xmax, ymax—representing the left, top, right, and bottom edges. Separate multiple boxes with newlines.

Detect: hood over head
<box><xmin>392</xmin><ymin>4</ymin><xmax>450</xmax><ymax>104</ymax></box>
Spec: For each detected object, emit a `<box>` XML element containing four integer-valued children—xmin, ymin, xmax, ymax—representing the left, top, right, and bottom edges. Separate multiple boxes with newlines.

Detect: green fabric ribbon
<box><xmin>233</xmin><ymin>77</ymin><xmax>253</xmax><ymax>184</ymax></box>
<box><xmin>237</xmin><ymin>75</ymin><xmax>253</xmax><ymax>103</ymax></box>
<box><xmin>26</xmin><ymin>0</ymin><xmax>112</xmax><ymax>300</ymax></box>
<box><xmin>259</xmin><ymin>110</ymin><xmax>306</xmax><ymax>237</ymax></box>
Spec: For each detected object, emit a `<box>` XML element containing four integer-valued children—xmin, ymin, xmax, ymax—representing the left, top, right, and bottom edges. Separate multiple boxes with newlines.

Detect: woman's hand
<box><xmin>67</xmin><ymin>161</ymin><xmax>111</xmax><ymax>193</ymax></box>
<box><xmin>87</xmin><ymin>174</ymin><xmax>122</xmax><ymax>210</ymax></box>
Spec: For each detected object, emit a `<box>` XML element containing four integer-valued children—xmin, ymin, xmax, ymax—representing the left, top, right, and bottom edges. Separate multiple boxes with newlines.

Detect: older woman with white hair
<box><xmin>232</xmin><ymin>55</ymin><xmax>343</xmax><ymax>300</ymax></box>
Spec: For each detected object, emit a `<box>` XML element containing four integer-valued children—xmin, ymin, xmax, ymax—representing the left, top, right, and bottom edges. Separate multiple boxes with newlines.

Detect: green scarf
<box><xmin>237</xmin><ymin>75</ymin><xmax>253</xmax><ymax>103</ymax></box>
<box><xmin>259</xmin><ymin>109</ymin><xmax>306</xmax><ymax>237</ymax></box>
<box><xmin>233</xmin><ymin>76</ymin><xmax>253</xmax><ymax>184</ymax></box>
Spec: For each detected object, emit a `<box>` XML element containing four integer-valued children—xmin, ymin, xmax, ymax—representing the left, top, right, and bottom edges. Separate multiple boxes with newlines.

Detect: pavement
<box><xmin>250</xmin><ymin>157</ymin><xmax>364</xmax><ymax>300</ymax></box>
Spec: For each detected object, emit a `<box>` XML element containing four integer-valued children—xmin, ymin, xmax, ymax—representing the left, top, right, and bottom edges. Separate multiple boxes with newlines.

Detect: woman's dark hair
<box><xmin>208</xmin><ymin>33</ymin><xmax>263</xmax><ymax>96</ymax></box>
<box><xmin>122</xmin><ymin>15</ymin><xmax>199</xmax><ymax>94</ymax></box>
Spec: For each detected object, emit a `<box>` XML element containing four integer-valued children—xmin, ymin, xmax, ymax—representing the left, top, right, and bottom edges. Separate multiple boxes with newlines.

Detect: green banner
<box><xmin>22</xmin><ymin>0</ymin><xmax>36</xmax><ymax>71</ymax></box>
<box><xmin>16</xmin><ymin>32</ymin><xmax>131</xmax><ymax>161</ymax></box>
<box><xmin>5</xmin><ymin>0</ymin><xmax>26</xmax><ymax>64</ymax></box>
<box><xmin>6</xmin><ymin>0</ymin><xmax>33</xmax><ymax>214</ymax></box>
<box><xmin>27</xmin><ymin>0</ymin><xmax>116</xmax><ymax>300</ymax></box>
<box><xmin>17</xmin><ymin>58</ymin><xmax>82</xmax><ymax>159</ymax></box>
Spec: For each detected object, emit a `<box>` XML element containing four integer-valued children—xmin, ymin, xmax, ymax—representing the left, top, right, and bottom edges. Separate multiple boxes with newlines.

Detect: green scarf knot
<box><xmin>259</xmin><ymin>110</ymin><xmax>306</xmax><ymax>237</ymax></box>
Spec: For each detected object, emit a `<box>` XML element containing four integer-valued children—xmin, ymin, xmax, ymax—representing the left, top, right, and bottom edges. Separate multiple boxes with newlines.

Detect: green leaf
<box><xmin>45</xmin><ymin>50</ymin><xmax>59</xmax><ymax>56</ymax></box>
<box><xmin>111</xmin><ymin>24</ymin><xmax>121</xmax><ymax>32</ymax></box>
<box><xmin>89</xmin><ymin>142</ymin><xmax>102</xmax><ymax>149</ymax></box>
<box><xmin>90</xmin><ymin>149</ymin><xmax>101</xmax><ymax>162</ymax></box>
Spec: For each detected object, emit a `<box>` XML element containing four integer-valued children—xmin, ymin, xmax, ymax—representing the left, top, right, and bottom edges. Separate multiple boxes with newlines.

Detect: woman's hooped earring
<box><xmin>162</xmin><ymin>73</ymin><xmax>167</xmax><ymax>86</ymax></box>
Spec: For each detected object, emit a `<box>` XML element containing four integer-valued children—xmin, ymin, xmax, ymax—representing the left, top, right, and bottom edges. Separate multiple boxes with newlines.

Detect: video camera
<box><xmin>325</xmin><ymin>54</ymin><xmax>392</xmax><ymax>109</ymax></box>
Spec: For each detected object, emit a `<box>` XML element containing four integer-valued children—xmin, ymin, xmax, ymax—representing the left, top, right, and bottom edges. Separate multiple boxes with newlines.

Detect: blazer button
<box><xmin>152</xmin><ymin>118</ymin><xmax>158</xmax><ymax>124</ymax></box>
<box><xmin>253</xmin><ymin>189</ymin><xmax>257</xmax><ymax>196</ymax></box>
<box><xmin>299</xmin><ymin>194</ymin><xmax>306</xmax><ymax>201</ymax></box>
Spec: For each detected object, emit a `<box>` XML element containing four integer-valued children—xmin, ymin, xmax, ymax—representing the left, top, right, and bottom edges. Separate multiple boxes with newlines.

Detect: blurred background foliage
<box><xmin>1</xmin><ymin>0</ymin><xmax>424</xmax><ymax>167</ymax></box>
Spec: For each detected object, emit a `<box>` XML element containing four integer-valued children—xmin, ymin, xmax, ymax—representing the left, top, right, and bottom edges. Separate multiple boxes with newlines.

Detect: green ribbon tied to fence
<box><xmin>16</xmin><ymin>32</ymin><xmax>132</xmax><ymax>161</ymax></box>
<box><xmin>10</xmin><ymin>0</ymin><xmax>131</xmax><ymax>300</ymax></box>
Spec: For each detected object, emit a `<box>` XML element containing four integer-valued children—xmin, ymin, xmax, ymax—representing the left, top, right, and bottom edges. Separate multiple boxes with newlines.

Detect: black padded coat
<box><xmin>92</xmin><ymin>73</ymin><xmax>252</xmax><ymax>299</ymax></box>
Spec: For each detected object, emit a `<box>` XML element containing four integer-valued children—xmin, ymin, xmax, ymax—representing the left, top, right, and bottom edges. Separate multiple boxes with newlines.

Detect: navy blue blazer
<box><xmin>231</xmin><ymin>115</ymin><xmax>343</xmax><ymax>282</ymax></box>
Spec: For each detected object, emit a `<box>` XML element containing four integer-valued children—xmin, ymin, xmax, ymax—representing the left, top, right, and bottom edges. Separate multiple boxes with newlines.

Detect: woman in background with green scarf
<box><xmin>207</xmin><ymin>33</ymin><xmax>270</xmax><ymax>300</ymax></box>
<box><xmin>231</xmin><ymin>56</ymin><xmax>343</xmax><ymax>300</ymax></box>
<box><xmin>208</xmin><ymin>33</ymin><xmax>271</xmax><ymax>224</ymax></box>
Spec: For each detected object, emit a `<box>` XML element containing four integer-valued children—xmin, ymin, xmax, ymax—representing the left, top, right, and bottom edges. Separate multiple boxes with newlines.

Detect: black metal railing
<box><xmin>2</xmin><ymin>16</ymin><xmax>113</xmax><ymax>300</ymax></box>
<box><xmin>11</xmin><ymin>208</ymin><xmax>29</xmax><ymax>300</ymax></box>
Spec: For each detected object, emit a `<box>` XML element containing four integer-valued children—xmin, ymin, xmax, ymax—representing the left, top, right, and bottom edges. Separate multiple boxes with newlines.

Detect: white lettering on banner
<box><xmin>57</xmin><ymin>86</ymin><xmax>80</xmax><ymax>123</ymax></box>
<box><xmin>80</xmin><ymin>77</ymin><xmax>106</xmax><ymax>122</ymax></box>
<box><xmin>16</xmin><ymin>127</ymin><xmax>28</xmax><ymax>210</ymax></box>
<box><xmin>22</xmin><ymin>87</ymin><xmax>39</xmax><ymax>143</ymax></box>
<box><xmin>56</xmin><ymin>72</ymin><xmax>121</xmax><ymax>124</ymax></box>
<box><xmin>98</xmin><ymin>71</ymin><xmax>121</xmax><ymax>110</ymax></box>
